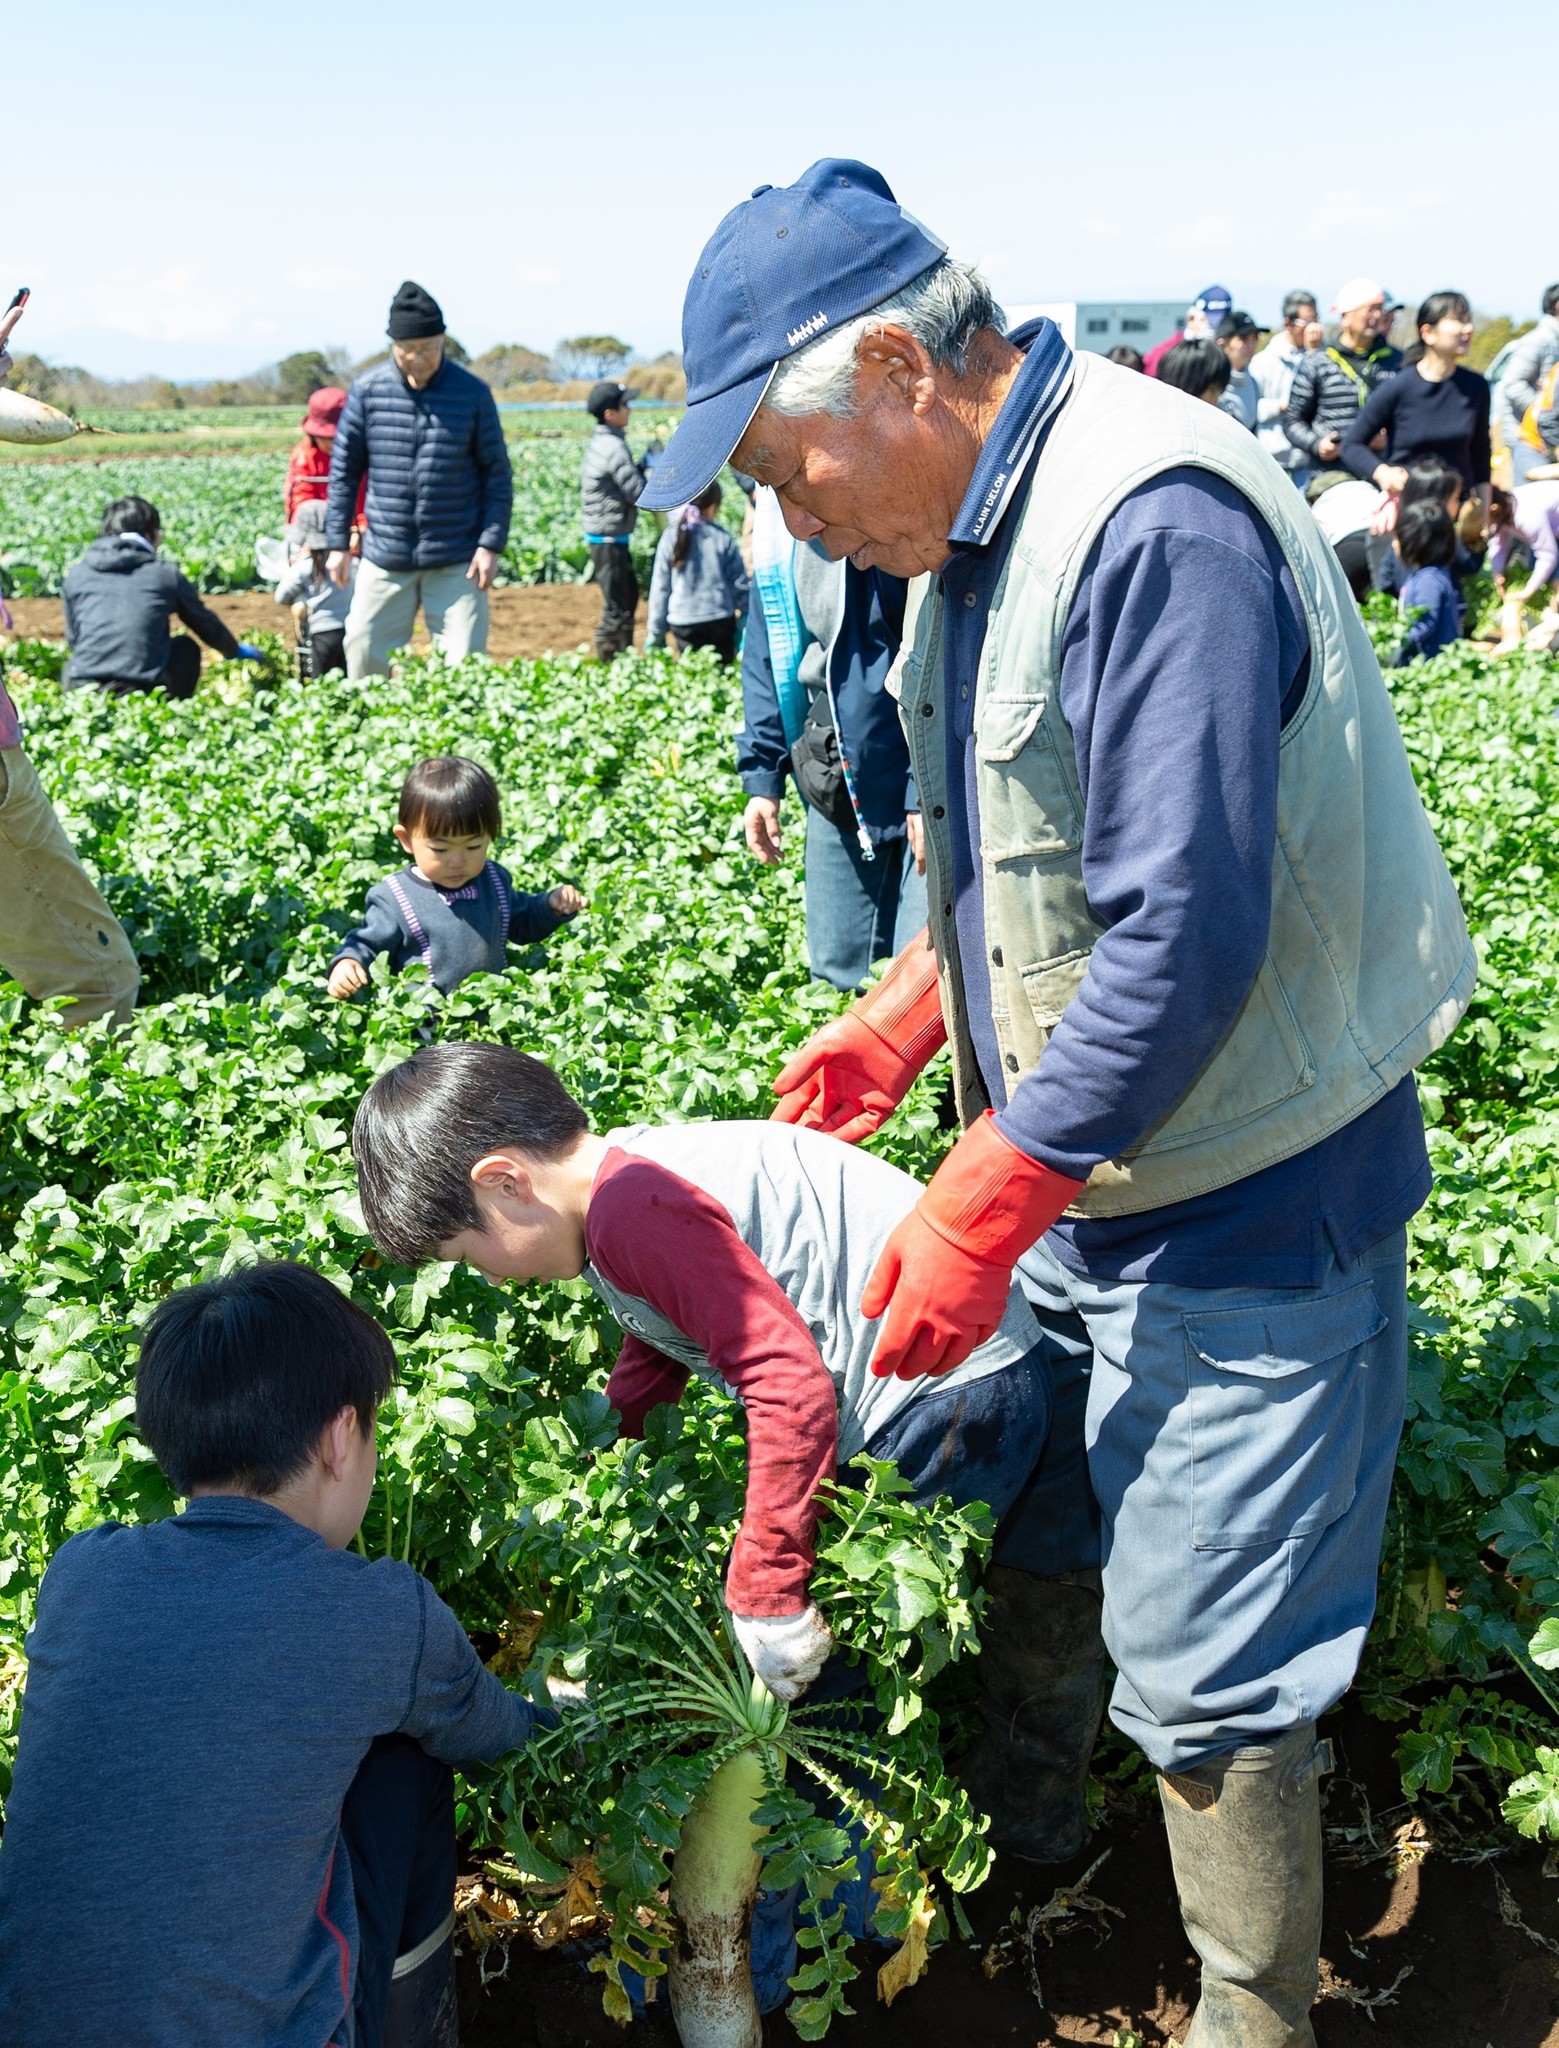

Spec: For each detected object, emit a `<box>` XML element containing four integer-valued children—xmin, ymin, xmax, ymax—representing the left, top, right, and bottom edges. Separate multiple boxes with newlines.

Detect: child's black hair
<box><xmin>353</xmin><ymin>1043</ymin><xmax>589</xmax><ymax>1266</ymax></box>
<box><xmin>135</xmin><ymin>1262</ymin><xmax>397</xmax><ymax>1496</ymax></box>
<box><xmin>1155</xmin><ymin>338</ymin><xmax>1231</xmax><ymax>402</ymax></box>
<box><xmin>671</xmin><ymin>482</ymin><xmax>723</xmax><ymax>572</ymax></box>
<box><xmin>1106</xmin><ymin>344</ymin><xmax>1144</xmax><ymax>374</ymax></box>
<box><xmin>1396</xmin><ymin>499</ymin><xmax>1457</xmax><ymax>572</ymax></box>
<box><xmin>1399</xmin><ymin>454</ymin><xmax>1461</xmax><ymax>516</ymax></box>
<box><xmin>101</xmin><ymin>495</ymin><xmax>160</xmax><ymax>540</ymax></box>
<box><xmin>397</xmin><ymin>756</ymin><xmax>502</xmax><ymax>842</ymax></box>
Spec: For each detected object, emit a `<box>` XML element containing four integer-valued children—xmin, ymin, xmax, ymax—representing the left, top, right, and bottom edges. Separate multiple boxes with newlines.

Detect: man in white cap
<box><xmin>1282</xmin><ymin>279</ymin><xmax>1400</xmax><ymax>498</ymax></box>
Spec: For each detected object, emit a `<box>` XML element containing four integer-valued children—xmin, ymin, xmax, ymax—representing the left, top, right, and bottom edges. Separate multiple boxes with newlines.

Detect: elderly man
<box><xmin>642</xmin><ymin>161</ymin><xmax>1475</xmax><ymax>2048</ymax></box>
<box><xmin>1283</xmin><ymin>279</ymin><xmax>1401</xmax><ymax>499</ymax></box>
<box><xmin>326</xmin><ymin>281</ymin><xmax>513</xmax><ymax>678</ymax></box>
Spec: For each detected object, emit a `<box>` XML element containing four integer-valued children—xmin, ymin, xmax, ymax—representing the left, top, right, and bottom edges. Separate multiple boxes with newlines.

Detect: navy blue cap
<box><xmin>642</xmin><ymin>159</ymin><xmax>947</xmax><ymax>509</ymax></box>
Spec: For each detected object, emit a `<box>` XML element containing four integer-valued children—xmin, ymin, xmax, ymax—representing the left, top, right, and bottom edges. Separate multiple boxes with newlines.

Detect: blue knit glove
<box><xmin>236</xmin><ymin>643</ymin><xmax>263</xmax><ymax>661</ymax></box>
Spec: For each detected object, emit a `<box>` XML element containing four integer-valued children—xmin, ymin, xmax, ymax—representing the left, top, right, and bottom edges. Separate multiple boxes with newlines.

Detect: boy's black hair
<box><xmin>1156</xmin><ymin>338</ymin><xmax>1231</xmax><ymax>401</ymax></box>
<box><xmin>101</xmin><ymin>495</ymin><xmax>160</xmax><ymax>540</ymax></box>
<box><xmin>1396</xmin><ymin>499</ymin><xmax>1457</xmax><ymax>572</ymax></box>
<box><xmin>1544</xmin><ymin>283</ymin><xmax>1559</xmax><ymax>320</ymax></box>
<box><xmin>135</xmin><ymin>1262</ymin><xmax>397</xmax><ymax>1496</ymax></box>
<box><xmin>1105</xmin><ymin>344</ymin><xmax>1144</xmax><ymax>374</ymax></box>
<box><xmin>353</xmin><ymin>1043</ymin><xmax>589</xmax><ymax>1266</ymax></box>
<box><xmin>398</xmin><ymin>756</ymin><xmax>502</xmax><ymax>842</ymax></box>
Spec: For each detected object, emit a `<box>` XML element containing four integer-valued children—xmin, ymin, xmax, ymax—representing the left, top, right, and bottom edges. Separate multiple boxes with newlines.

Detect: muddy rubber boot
<box><xmin>383</xmin><ymin>1917</ymin><xmax>460</xmax><ymax>2048</ymax></box>
<box><xmin>957</xmin><ymin>1565</ymin><xmax>1109</xmax><ymax>1863</ymax></box>
<box><xmin>1158</xmin><ymin>1723</ymin><xmax>1333</xmax><ymax>2048</ymax></box>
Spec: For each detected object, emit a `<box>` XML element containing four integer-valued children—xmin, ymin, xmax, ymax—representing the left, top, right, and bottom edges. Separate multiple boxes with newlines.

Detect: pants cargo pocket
<box><xmin>1184</xmin><ymin>1281</ymin><xmax>1387</xmax><ymax>1550</ymax></box>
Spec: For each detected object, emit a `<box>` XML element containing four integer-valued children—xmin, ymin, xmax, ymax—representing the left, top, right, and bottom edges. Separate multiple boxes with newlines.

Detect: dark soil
<box><xmin>2</xmin><ymin>583</ymin><xmax>643</xmax><ymax>665</ymax></box>
<box><xmin>453</xmin><ymin>1697</ymin><xmax>1559</xmax><ymax>2048</ymax></box>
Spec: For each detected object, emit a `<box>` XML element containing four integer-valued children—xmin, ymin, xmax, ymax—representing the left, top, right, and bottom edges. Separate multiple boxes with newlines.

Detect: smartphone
<box><xmin>5</xmin><ymin>288</ymin><xmax>29</xmax><ymax>313</ymax></box>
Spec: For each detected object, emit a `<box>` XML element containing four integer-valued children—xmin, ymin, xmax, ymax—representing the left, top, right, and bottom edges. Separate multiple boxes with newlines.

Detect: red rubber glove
<box><xmin>771</xmin><ymin>927</ymin><xmax>947</xmax><ymax>1144</ymax></box>
<box><xmin>862</xmin><ymin>1112</ymin><xmax>1087</xmax><ymax>1381</ymax></box>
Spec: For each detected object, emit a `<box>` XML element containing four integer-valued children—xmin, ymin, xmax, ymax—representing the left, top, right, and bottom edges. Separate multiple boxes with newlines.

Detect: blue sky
<box><xmin>7</xmin><ymin>1</ymin><xmax>1542</xmax><ymax>379</ymax></box>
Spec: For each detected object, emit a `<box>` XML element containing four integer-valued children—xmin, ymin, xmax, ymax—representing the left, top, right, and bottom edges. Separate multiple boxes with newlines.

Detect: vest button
<box><xmin>932</xmin><ymin>804</ymin><xmax>945</xmax><ymax>819</ymax></box>
<box><xmin>962</xmin><ymin>591</ymin><xmax>978</xmax><ymax>608</ymax></box>
<box><xmin>991</xmin><ymin>946</ymin><xmax>1003</xmax><ymax>967</ymax></box>
<box><xmin>943</xmin><ymin>903</ymin><xmax>953</xmax><ymax>917</ymax></box>
<box><xmin>921</xmin><ymin>702</ymin><xmax>935</xmax><ymax>716</ymax></box>
<box><xmin>1005</xmin><ymin>1052</ymin><xmax>1020</xmax><ymax>1072</ymax></box>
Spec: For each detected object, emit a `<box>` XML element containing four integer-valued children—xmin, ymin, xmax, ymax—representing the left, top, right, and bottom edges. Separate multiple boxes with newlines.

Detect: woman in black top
<box><xmin>1342</xmin><ymin>291</ymin><xmax>1491</xmax><ymax>508</ymax></box>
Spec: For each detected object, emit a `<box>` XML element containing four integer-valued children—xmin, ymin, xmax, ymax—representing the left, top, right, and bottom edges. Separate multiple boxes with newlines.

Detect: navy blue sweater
<box><xmin>331</xmin><ymin>860</ymin><xmax>568</xmax><ymax>995</ymax></box>
<box><xmin>0</xmin><ymin>1499</ymin><xmax>539</xmax><ymax>2048</ymax></box>
<box><xmin>1342</xmin><ymin>364</ymin><xmax>1491</xmax><ymax>489</ymax></box>
<box><xmin>939</xmin><ymin>330</ymin><xmax>1428</xmax><ymax>1285</ymax></box>
<box><xmin>325</xmin><ymin>358</ymin><xmax>513</xmax><ymax>570</ymax></box>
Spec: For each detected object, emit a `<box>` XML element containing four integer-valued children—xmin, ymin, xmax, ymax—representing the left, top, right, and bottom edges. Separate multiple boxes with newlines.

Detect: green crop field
<box><xmin>0</xmin><ymin>602</ymin><xmax>1558</xmax><ymax>2027</ymax></box>
<box><xmin>0</xmin><ymin>411</ymin><xmax>683</xmax><ymax>596</ymax></box>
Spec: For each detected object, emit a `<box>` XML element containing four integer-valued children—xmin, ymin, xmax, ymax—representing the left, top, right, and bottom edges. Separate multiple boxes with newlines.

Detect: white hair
<box><xmin>764</xmin><ymin>258</ymin><xmax>1005</xmax><ymax>420</ymax></box>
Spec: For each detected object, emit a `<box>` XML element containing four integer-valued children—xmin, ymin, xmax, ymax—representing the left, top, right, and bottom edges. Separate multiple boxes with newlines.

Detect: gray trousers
<box><xmin>344</xmin><ymin>559</ymin><xmax>489</xmax><ymax>679</ymax></box>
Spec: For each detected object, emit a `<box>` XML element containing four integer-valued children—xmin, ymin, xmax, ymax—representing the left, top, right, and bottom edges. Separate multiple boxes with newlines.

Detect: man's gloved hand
<box><xmin>863</xmin><ymin>1111</ymin><xmax>1086</xmax><ymax>1381</ymax></box>
<box><xmin>771</xmin><ymin>927</ymin><xmax>946</xmax><ymax>1144</ymax></box>
<box><xmin>235</xmin><ymin>643</ymin><xmax>263</xmax><ymax>661</ymax></box>
<box><xmin>729</xmin><ymin>1604</ymin><xmax>833</xmax><ymax>1703</ymax></box>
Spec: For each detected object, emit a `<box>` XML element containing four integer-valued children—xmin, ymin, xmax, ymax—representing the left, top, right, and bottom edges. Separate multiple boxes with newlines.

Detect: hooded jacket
<box><xmin>62</xmin><ymin>535</ymin><xmax>239</xmax><ymax>688</ymax></box>
<box><xmin>324</xmin><ymin>358</ymin><xmax>512</xmax><ymax>570</ymax></box>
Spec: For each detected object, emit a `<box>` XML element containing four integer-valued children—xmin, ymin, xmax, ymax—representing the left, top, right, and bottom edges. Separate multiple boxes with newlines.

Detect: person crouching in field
<box><xmin>0</xmin><ymin>1261</ymin><xmax>550</xmax><ymax>2048</ymax></box>
<box><xmin>62</xmin><ymin>495</ymin><xmax>259</xmax><ymax>698</ymax></box>
<box><xmin>327</xmin><ymin>755</ymin><xmax>584</xmax><ymax>1000</ymax></box>
<box><xmin>351</xmin><ymin>1040</ymin><xmax>1109</xmax><ymax>1866</ymax></box>
<box><xmin>275</xmin><ymin>500</ymin><xmax>355</xmax><ymax>679</ymax></box>
<box><xmin>645</xmin><ymin>482</ymin><xmax>751</xmax><ymax>662</ymax></box>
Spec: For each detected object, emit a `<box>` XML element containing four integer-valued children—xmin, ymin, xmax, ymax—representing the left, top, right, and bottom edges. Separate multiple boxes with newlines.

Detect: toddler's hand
<box><xmin>550</xmin><ymin>885</ymin><xmax>587</xmax><ymax>918</ymax></box>
<box><xmin>328</xmin><ymin>958</ymin><xmax>369</xmax><ymax>999</ymax></box>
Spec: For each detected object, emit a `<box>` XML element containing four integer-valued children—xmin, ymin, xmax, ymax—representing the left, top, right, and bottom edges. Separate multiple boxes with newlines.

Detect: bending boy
<box><xmin>0</xmin><ymin>1262</ymin><xmax>547</xmax><ymax>2048</ymax></box>
<box><xmin>352</xmin><ymin>1042</ymin><xmax>1107</xmax><ymax>1865</ymax></box>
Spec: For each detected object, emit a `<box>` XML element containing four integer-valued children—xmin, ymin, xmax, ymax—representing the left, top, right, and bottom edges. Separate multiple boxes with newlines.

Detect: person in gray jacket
<box><xmin>580</xmin><ymin>380</ymin><xmax>650</xmax><ymax>657</ymax></box>
<box><xmin>1498</xmin><ymin>285</ymin><xmax>1559</xmax><ymax>483</ymax></box>
<box><xmin>63</xmin><ymin>496</ymin><xmax>247</xmax><ymax>696</ymax></box>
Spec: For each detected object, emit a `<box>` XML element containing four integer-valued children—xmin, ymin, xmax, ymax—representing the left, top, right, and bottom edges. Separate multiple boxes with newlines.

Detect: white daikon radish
<box><xmin>0</xmin><ymin>389</ymin><xmax>83</xmax><ymax>444</ymax></box>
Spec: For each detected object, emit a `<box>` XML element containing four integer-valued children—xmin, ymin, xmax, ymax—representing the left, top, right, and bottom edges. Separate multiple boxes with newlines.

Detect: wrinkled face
<box><xmin>394</xmin><ymin>822</ymin><xmax>489</xmax><ymax>891</ymax></box>
<box><xmin>392</xmin><ymin>334</ymin><xmax>445</xmax><ymax>388</ymax></box>
<box><xmin>733</xmin><ymin>401</ymin><xmax>958</xmax><ymax>577</ymax></box>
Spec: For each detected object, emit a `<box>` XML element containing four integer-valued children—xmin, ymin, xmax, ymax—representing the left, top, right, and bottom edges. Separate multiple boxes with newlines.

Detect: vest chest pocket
<box><xmin>975</xmin><ymin>696</ymin><xmax>1083</xmax><ymax>862</ymax></box>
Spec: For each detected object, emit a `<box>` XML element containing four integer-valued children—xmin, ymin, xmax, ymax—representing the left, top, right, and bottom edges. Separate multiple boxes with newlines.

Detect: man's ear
<box><xmin>320</xmin><ymin>1404</ymin><xmax>361</xmax><ymax>1483</ymax></box>
<box><xmin>470</xmin><ymin>1152</ymin><xmax>537</xmax><ymax>1206</ymax></box>
<box><xmin>854</xmin><ymin>324</ymin><xmax>938</xmax><ymax>414</ymax></box>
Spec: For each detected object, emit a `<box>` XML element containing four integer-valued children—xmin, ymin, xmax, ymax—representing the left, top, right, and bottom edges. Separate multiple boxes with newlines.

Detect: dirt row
<box><xmin>2</xmin><ymin>583</ymin><xmax>643</xmax><ymax>665</ymax></box>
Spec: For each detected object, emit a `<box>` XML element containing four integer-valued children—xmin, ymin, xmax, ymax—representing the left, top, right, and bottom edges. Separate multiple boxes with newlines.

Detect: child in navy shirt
<box><xmin>0</xmin><ymin>1262</ymin><xmax>550</xmax><ymax>2047</ymax></box>
<box><xmin>328</xmin><ymin>756</ymin><xmax>585</xmax><ymax>998</ymax></box>
<box><xmin>1394</xmin><ymin>499</ymin><xmax>1463</xmax><ymax>666</ymax></box>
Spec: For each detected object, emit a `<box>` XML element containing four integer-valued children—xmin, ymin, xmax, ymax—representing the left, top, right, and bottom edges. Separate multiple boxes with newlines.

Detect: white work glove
<box><xmin>728</xmin><ymin>1604</ymin><xmax>834</xmax><ymax>1703</ymax></box>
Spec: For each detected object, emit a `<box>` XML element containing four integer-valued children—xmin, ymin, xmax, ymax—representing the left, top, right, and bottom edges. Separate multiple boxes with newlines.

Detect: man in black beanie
<box><xmin>325</xmin><ymin>281</ymin><xmax>513</xmax><ymax>677</ymax></box>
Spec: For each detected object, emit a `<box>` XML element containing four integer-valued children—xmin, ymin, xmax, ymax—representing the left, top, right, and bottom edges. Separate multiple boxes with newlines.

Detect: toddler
<box><xmin>275</xmin><ymin>499</ymin><xmax>354</xmax><ymax>679</ymax></box>
<box><xmin>328</xmin><ymin>756</ymin><xmax>584</xmax><ymax>998</ymax></box>
<box><xmin>1393</xmin><ymin>499</ymin><xmax>1462</xmax><ymax>666</ymax></box>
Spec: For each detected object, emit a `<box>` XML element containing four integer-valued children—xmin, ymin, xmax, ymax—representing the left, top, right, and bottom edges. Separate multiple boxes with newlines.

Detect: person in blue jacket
<box><xmin>737</xmin><ymin>485</ymin><xmax>924</xmax><ymax>991</ymax></box>
<box><xmin>325</xmin><ymin>281</ymin><xmax>513</xmax><ymax>680</ymax></box>
<box><xmin>1393</xmin><ymin>500</ymin><xmax>1463</xmax><ymax>665</ymax></box>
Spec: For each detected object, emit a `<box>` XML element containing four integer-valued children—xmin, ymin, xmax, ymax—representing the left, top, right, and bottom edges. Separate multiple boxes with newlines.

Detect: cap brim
<box><xmin>640</xmin><ymin>363</ymin><xmax>776</xmax><ymax>509</ymax></box>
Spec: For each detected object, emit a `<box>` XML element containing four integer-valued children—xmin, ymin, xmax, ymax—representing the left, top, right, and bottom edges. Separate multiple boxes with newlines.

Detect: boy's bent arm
<box><xmin>606</xmin><ymin>1333</ymin><xmax>691</xmax><ymax>1436</ymax></box>
<box><xmin>401</xmin><ymin>1574</ymin><xmax>544</xmax><ymax>1764</ymax></box>
<box><xmin>587</xmin><ymin>1153</ymin><xmax>839</xmax><ymax>1617</ymax></box>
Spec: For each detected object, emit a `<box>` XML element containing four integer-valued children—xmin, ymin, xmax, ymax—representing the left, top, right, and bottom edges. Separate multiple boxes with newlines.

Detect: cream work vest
<box><xmin>898</xmin><ymin>350</ymin><xmax>1476</xmax><ymax>1218</ymax></box>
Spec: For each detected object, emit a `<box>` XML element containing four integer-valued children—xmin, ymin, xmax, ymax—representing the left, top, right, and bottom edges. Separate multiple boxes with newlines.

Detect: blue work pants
<box><xmin>1016</xmin><ymin>1229</ymin><xmax>1409</xmax><ymax>1774</ymax></box>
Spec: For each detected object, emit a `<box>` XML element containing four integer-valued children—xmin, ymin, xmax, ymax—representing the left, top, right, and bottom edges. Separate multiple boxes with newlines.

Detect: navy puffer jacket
<box><xmin>325</xmin><ymin>358</ymin><xmax>513</xmax><ymax>570</ymax></box>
